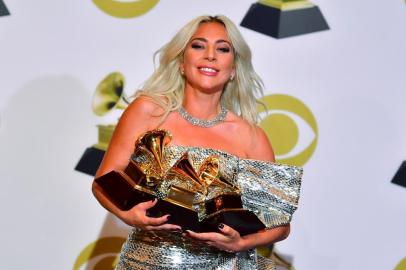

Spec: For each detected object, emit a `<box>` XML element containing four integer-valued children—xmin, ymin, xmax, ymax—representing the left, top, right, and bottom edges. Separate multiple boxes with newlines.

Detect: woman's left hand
<box><xmin>184</xmin><ymin>223</ymin><xmax>246</xmax><ymax>253</ymax></box>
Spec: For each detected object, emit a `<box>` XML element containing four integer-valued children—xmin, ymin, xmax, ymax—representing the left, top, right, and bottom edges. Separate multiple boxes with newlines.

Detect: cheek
<box><xmin>183</xmin><ymin>50</ymin><xmax>198</xmax><ymax>66</ymax></box>
<box><xmin>223</xmin><ymin>56</ymin><xmax>234</xmax><ymax>71</ymax></box>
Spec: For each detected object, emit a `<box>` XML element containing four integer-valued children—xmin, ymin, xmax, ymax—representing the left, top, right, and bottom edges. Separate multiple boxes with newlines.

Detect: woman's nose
<box><xmin>205</xmin><ymin>46</ymin><xmax>216</xmax><ymax>62</ymax></box>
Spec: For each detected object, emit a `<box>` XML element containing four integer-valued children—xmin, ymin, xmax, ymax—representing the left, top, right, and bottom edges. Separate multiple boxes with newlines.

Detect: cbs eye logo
<box><xmin>395</xmin><ymin>257</ymin><xmax>406</xmax><ymax>270</ymax></box>
<box><xmin>74</xmin><ymin>237</ymin><xmax>126</xmax><ymax>270</ymax></box>
<box><xmin>92</xmin><ymin>0</ymin><xmax>159</xmax><ymax>18</ymax></box>
<box><xmin>258</xmin><ymin>94</ymin><xmax>318</xmax><ymax>167</ymax></box>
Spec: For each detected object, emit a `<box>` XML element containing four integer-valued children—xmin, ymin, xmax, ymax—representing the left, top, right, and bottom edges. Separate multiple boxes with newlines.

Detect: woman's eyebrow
<box><xmin>190</xmin><ymin>37</ymin><xmax>232</xmax><ymax>46</ymax></box>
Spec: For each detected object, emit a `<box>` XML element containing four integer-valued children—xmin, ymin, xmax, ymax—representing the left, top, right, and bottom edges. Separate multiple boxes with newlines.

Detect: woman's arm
<box><xmin>91</xmin><ymin>97</ymin><xmax>181</xmax><ymax>231</ymax></box>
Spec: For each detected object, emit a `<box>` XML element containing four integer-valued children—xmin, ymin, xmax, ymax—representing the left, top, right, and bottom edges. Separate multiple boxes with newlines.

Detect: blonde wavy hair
<box><xmin>135</xmin><ymin>15</ymin><xmax>264</xmax><ymax>124</ymax></box>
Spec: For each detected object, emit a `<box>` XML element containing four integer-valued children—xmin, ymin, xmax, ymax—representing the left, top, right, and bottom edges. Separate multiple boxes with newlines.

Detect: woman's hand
<box><xmin>185</xmin><ymin>223</ymin><xmax>246</xmax><ymax>253</ymax></box>
<box><xmin>119</xmin><ymin>199</ymin><xmax>182</xmax><ymax>232</ymax></box>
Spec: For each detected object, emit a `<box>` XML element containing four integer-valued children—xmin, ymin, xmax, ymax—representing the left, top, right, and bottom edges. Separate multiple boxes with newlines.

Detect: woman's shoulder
<box><xmin>126</xmin><ymin>96</ymin><xmax>165</xmax><ymax>116</ymax></box>
<box><xmin>226</xmin><ymin>111</ymin><xmax>275</xmax><ymax>162</ymax></box>
<box><xmin>117</xmin><ymin>96</ymin><xmax>165</xmax><ymax>133</ymax></box>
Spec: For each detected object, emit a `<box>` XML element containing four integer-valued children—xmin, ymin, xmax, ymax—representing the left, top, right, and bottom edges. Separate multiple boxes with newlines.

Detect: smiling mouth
<box><xmin>198</xmin><ymin>67</ymin><xmax>219</xmax><ymax>75</ymax></box>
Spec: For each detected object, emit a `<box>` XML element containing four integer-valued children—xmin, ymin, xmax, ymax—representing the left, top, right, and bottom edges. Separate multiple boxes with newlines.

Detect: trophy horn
<box><xmin>92</xmin><ymin>72</ymin><xmax>129</xmax><ymax>116</ymax></box>
<box><xmin>138</xmin><ymin>129</ymin><xmax>172</xmax><ymax>174</ymax></box>
<box><xmin>154</xmin><ymin>152</ymin><xmax>204</xmax><ymax>204</ymax></box>
<box><xmin>199</xmin><ymin>156</ymin><xmax>238</xmax><ymax>192</ymax></box>
<box><xmin>198</xmin><ymin>156</ymin><xmax>220</xmax><ymax>188</ymax></box>
<box><xmin>167</xmin><ymin>152</ymin><xmax>204</xmax><ymax>191</ymax></box>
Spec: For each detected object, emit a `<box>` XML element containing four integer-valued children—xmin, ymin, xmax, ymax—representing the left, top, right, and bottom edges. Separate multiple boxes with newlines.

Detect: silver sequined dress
<box><xmin>116</xmin><ymin>145</ymin><xmax>302</xmax><ymax>270</ymax></box>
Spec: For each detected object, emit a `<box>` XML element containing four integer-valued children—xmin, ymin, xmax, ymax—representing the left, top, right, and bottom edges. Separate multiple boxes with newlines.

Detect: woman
<box><xmin>93</xmin><ymin>15</ymin><xmax>301</xmax><ymax>269</ymax></box>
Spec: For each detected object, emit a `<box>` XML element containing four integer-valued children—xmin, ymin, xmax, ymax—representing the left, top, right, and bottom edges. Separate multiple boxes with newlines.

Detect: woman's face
<box><xmin>181</xmin><ymin>22</ymin><xmax>235</xmax><ymax>94</ymax></box>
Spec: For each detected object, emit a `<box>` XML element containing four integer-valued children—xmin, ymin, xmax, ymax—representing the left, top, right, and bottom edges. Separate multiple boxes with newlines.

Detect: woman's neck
<box><xmin>182</xmin><ymin>87</ymin><xmax>223</xmax><ymax>120</ymax></box>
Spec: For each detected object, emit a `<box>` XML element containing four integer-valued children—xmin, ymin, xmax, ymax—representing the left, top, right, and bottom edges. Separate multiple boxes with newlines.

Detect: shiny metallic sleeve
<box><xmin>237</xmin><ymin>159</ymin><xmax>303</xmax><ymax>228</ymax></box>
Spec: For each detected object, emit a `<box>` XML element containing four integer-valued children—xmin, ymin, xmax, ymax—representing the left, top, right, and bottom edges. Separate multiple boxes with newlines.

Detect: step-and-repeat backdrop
<box><xmin>1</xmin><ymin>1</ymin><xmax>405</xmax><ymax>269</ymax></box>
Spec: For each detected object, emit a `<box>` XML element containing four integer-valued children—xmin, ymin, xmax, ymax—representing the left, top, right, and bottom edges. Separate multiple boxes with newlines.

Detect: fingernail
<box><xmin>218</xmin><ymin>223</ymin><xmax>224</xmax><ymax>229</ymax></box>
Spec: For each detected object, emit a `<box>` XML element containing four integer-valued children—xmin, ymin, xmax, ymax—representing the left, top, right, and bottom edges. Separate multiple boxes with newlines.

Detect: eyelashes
<box><xmin>190</xmin><ymin>43</ymin><xmax>231</xmax><ymax>53</ymax></box>
<box><xmin>191</xmin><ymin>43</ymin><xmax>204</xmax><ymax>49</ymax></box>
<box><xmin>218</xmin><ymin>47</ymin><xmax>230</xmax><ymax>53</ymax></box>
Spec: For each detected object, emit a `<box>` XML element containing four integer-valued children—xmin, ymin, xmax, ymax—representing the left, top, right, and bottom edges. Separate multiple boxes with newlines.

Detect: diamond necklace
<box><xmin>178</xmin><ymin>105</ymin><xmax>228</xmax><ymax>128</ymax></box>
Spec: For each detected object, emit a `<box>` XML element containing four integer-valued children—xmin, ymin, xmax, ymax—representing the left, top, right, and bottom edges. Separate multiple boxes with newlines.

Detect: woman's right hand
<box><xmin>119</xmin><ymin>199</ymin><xmax>182</xmax><ymax>231</ymax></box>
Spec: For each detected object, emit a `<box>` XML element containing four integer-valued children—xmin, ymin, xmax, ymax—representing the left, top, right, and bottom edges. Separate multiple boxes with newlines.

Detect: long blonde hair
<box><xmin>135</xmin><ymin>15</ymin><xmax>264</xmax><ymax>124</ymax></box>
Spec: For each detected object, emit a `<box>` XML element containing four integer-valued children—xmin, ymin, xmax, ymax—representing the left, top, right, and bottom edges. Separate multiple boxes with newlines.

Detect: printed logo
<box><xmin>75</xmin><ymin>72</ymin><xmax>126</xmax><ymax>176</ymax></box>
<box><xmin>258</xmin><ymin>94</ymin><xmax>318</xmax><ymax>166</ymax></box>
<box><xmin>0</xmin><ymin>0</ymin><xmax>10</xmax><ymax>16</ymax></box>
<box><xmin>74</xmin><ymin>237</ymin><xmax>126</xmax><ymax>270</ymax></box>
<box><xmin>92</xmin><ymin>0</ymin><xmax>159</xmax><ymax>19</ymax></box>
<box><xmin>395</xmin><ymin>257</ymin><xmax>406</xmax><ymax>270</ymax></box>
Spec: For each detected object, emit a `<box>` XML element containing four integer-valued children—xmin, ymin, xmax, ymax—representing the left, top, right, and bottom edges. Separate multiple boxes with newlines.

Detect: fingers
<box><xmin>217</xmin><ymin>223</ymin><xmax>239</xmax><ymax>238</ymax></box>
<box><xmin>144</xmin><ymin>214</ymin><xmax>170</xmax><ymax>226</ymax></box>
<box><xmin>185</xmin><ymin>230</ymin><xmax>218</xmax><ymax>241</ymax></box>
<box><xmin>185</xmin><ymin>223</ymin><xmax>239</xmax><ymax>240</ymax></box>
<box><xmin>184</xmin><ymin>223</ymin><xmax>242</xmax><ymax>253</ymax></box>
<box><xmin>146</xmin><ymin>223</ymin><xmax>182</xmax><ymax>231</ymax></box>
<box><xmin>136</xmin><ymin>198</ymin><xmax>158</xmax><ymax>210</ymax></box>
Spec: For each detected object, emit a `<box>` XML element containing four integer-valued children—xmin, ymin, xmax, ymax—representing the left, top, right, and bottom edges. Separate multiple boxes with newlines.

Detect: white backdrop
<box><xmin>1</xmin><ymin>0</ymin><xmax>405</xmax><ymax>269</ymax></box>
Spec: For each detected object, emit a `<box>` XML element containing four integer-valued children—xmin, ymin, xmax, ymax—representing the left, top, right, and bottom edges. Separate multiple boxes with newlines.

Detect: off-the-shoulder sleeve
<box><xmin>237</xmin><ymin>159</ymin><xmax>303</xmax><ymax>229</ymax></box>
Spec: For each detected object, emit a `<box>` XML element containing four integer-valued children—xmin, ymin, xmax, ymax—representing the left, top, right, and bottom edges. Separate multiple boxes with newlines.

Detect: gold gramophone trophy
<box><xmin>95</xmin><ymin>129</ymin><xmax>267</xmax><ymax>235</ymax></box>
<box><xmin>240</xmin><ymin>0</ymin><xmax>329</xmax><ymax>38</ymax></box>
<box><xmin>75</xmin><ymin>72</ymin><xmax>128</xmax><ymax>175</ymax></box>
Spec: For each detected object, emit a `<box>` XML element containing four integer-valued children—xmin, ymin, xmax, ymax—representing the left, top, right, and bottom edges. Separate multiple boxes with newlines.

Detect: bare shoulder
<box><xmin>95</xmin><ymin>96</ymin><xmax>165</xmax><ymax>176</ymax></box>
<box><xmin>121</xmin><ymin>96</ymin><xmax>165</xmax><ymax>124</ymax></box>
<box><xmin>111</xmin><ymin>95</ymin><xmax>165</xmax><ymax>148</ymax></box>
<box><xmin>226</xmin><ymin>112</ymin><xmax>275</xmax><ymax>162</ymax></box>
<box><xmin>247</xmin><ymin>125</ymin><xmax>275</xmax><ymax>162</ymax></box>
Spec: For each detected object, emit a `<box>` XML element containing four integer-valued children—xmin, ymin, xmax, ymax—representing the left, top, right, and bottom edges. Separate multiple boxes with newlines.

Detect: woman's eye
<box><xmin>218</xmin><ymin>47</ymin><xmax>231</xmax><ymax>53</ymax></box>
<box><xmin>191</xmin><ymin>43</ymin><xmax>204</xmax><ymax>49</ymax></box>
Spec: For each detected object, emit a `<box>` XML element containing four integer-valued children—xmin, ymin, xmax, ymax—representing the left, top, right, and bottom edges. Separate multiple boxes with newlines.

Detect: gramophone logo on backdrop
<box><xmin>92</xmin><ymin>0</ymin><xmax>159</xmax><ymax>18</ymax></box>
<box><xmin>0</xmin><ymin>0</ymin><xmax>10</xmax><ymax>16</ymax></box>
<box><xmin>241</xmin><ymin>0</ymin><xmax>329</xmax><ymax>38</ymax></box>
<box><xmin>75</xmin><ymin>72</ymin><xmax>129</xmax><ymax>176</ymax></box>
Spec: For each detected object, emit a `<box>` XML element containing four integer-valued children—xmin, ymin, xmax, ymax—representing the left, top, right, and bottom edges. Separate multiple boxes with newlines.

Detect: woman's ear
<box><xmin>230</xmin><ymin>69</ymin><xmax>236</xmax><ymax>80</ymax></box>
<box><xmin>180</xmin><ymin>63</ymin><xmax>185</xmax><ymax>75</ymax></box>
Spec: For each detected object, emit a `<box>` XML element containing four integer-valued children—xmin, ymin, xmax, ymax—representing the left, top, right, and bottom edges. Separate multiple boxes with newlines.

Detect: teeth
<box><xmin>199</xmin><ymin>67</ymin><xmax>217</xmax><ymax>72</ymax></box>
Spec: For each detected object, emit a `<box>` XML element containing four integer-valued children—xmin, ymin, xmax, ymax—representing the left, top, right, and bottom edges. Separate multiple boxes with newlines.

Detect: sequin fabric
<box><xmin>115</xmin><ymin>144</ymin><xmax>302</xmax><ymax>270</ymax></box>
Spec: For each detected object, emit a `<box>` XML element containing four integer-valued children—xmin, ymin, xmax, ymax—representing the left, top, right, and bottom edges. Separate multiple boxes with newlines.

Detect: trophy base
<box><xmin>391</xmin><ymin>161</ymin><xmax>406</xmax><ymax>188</ymax></box>
<box><xmin>203</xmin><ymin>209</ymin><xmax>266</xmax><ymax>236</ymax></box>
<box><xmin>75</xmin><ymin>146</ymin><xmax>105</xmax><ymax>176</ymax></box>
<box><xmin>95</xmin><ymin>171</ymin><xmax>265</xmax><ymax>236</ymax></box>
<box><xmin>0</xmin><ymin>1</ymin><xmax>10</xmax><ymax>16</ymax></box>
<box><xmin>240</xmin><ymin>3</ymin><xmax>329</xmax><ymax>38</ymax></box>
